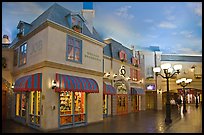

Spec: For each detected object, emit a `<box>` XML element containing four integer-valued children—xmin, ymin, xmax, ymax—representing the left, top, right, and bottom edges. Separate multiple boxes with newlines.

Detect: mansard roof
<box><xmin>11</xmin><ymin>3</ymin><xmax>103</xmax><ymax>46</ymax></box>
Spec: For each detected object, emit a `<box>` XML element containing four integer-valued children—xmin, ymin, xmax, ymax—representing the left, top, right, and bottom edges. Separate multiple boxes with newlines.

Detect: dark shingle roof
<box><xmin>103</xmin><ymin>38</ymin><xmax>133</xmax><ymax>64</ymax></box>
<box><xmin>11</xmin><ymin>3</ymin><xmax>103</xmax><ymax>47</ymax></box>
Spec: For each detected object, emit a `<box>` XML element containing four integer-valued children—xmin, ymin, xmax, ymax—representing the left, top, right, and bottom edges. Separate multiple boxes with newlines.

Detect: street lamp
<box><xmin>176</xmin><ymin>78</ymin><xmax>192</xmax><ymax>113</ymax></box>
<box><xmin>153</xmin><ymin>63</ymin><xmax>182</xmax><ymax>124</ymax></box>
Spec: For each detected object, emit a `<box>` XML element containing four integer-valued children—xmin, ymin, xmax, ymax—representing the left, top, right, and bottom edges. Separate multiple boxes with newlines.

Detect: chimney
<box><xmin>81</xmin><ymin>2</ymin><xmax>95</xmax><ymax>34</ymax></box>
<box><xmin>2</xmin><ymin>35</ymin><xmax>10</xmax><ymax>44</ymax></box>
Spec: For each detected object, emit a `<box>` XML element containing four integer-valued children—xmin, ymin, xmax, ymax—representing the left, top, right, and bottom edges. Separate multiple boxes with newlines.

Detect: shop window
<box><xmin>13</xmin><ymin>49</ymin><xmax>18</xmax><ymax>66</ymax></box>
<box><xmin>15</xmin><ymin>92</ymin><xmax>27</xmax><ymax>118</ymax></box>
<box><xmin>29</xmin><ymin>91</ymin><xmax>41</xmax><ymax>125</ymax></box>
<box><xmin>60</xmin><ymin>91</ymin><xmax>86</xmax><ymax>126</ymax></box>
<box><xmin>66</xmin><ymin>35</ymin><xmax>82</xmax><ymax>63</ymax></box>
<box><xmin>19</xmin><ymin>43</ymin><xmax>27</xmax><ymax>66</ymax></box>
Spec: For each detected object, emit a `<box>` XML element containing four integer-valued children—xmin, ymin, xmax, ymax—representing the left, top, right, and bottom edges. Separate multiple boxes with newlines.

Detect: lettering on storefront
<box><xmin>29</xmin><ymin>40</ymin><xmax>42</xmax><ymax>56</ymax></box>
<box><xmin>84</xmin><ymin>52</ymin><xmax>101</xmax><ymax>62</ymax></box>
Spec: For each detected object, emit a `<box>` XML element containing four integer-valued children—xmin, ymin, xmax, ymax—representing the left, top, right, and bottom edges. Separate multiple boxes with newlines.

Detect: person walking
<box><xmin>176</xmin><ymin>96</ymin><xmax>182</xmax><ymax>110</ymax></box>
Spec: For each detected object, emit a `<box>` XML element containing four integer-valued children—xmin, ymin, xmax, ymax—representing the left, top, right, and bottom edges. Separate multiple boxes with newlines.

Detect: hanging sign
<box><xmin>119</xmin><ymin>65</ymin><xmax>126</xmax><ymax>77</ymax></box>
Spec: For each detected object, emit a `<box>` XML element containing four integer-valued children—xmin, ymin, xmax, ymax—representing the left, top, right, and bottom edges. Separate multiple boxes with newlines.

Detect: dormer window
<box><xmin>71</xmin><ymin>16</ymin><xmax>83</xmax><ymax>33</ymax></box>
<box><xmin>17</xmin><ymin>21</ymin><xmax>24</xmax><ymax>38</ymax></box>
<box><xmin>119</xmin><ymin>50</ymin><xmax>127</xmax><ymax>62</ymax></box>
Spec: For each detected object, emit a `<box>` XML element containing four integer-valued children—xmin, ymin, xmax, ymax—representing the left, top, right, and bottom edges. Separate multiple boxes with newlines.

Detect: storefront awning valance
<box><xmin>55</xmin><ymin>73</ymin><xmax>99</xmax><ymax>93</ymax></box>
<box><xmin>103</xmin><ymin>82</ymin><xmax>116</xmax><ymax>95</ymax></box>
<box><xmin>14</xmin><ymin>73</ymin><xmax>42</xmax><ymax>92</ymax></box>
<box><xmin>131</xmin><ymin>87</ymin><xmax>145</xmax><ymax>95</ymax></box>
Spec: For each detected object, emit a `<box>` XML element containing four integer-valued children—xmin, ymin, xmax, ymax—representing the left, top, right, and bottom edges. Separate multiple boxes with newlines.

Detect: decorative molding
<box><xmin>12</xmin><ymin>60</ymin><xmax>104</xmax><ymax>77</ymax></box>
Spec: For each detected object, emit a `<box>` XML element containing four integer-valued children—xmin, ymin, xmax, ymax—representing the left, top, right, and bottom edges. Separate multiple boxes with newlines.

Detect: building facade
<box><xmin>2</xmin><ymin>2</ymin><xmax>202</xmax><ymax>132</ymax></box>
<box><xmin>103</xmin><ymin>38</ymin><xmax>145</xmax><ymax>117</ymax></box>
<box><xmin>3</xmin><ymin>3</ymin><xmax>107</xmax><ymax>131</ymax></box>
<box><xmin>141</xmin><ymin>49</ymin><xmax>202</xmax><ymax>110</ymax></box>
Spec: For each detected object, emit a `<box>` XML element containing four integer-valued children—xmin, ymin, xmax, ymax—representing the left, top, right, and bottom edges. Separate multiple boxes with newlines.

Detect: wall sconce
<box><xmin>52</xmin><ymin>80</ymin><xmax>57</xmax><ymax>89</ymax></box>
<box><xmin>11</xmin><ymin>83</ymin><xmax>14</xmax><ymax>89</ymax></box>
<box><xmin>126</xmin><ymin>77</ymin><xmax>131</xmax><ymax>81</ymax></box>
<box><xmin>113</xmin><ymin>74</ymin><xmax>117</xmax><ymax>78</ymax></box>
<box><xmin>191</xmin><ymin>65</ymin><xmax>196</xmax><ymax>72</ymax></box>
<box><xmin>105</xmin><ymin>72</ymin><xmax>110</xmax><ymax>77</ymax></box>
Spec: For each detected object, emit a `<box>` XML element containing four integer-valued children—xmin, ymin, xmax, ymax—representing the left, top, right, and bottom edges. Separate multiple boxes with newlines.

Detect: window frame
<box><xmin>18</xmin><ymin>42</ymin><xmax>27</xmax><ymax>67</ymax></box>
<box><xmin>66</xmin><ymin>35</ymin><xmax>82</xmax><ymax>64</ymax></box>
<box><xmin>71</xmin><ymin>15</ymin><xmax>83</xmax><ymax>33</ymax></box>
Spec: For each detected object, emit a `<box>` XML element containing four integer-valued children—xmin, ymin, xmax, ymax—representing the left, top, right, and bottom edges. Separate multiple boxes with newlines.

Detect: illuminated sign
<box><xmin>146</xmin><ymin>84</ymin><xmax>156</xmax><ymax>90</ymax></box>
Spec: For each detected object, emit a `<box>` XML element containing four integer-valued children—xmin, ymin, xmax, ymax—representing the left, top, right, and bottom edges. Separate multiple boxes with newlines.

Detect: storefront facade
<box><xmin>103</xmin><ymin>38</ymin><xmax>145</xmax><ymax>116</ymax></box>
<box><xmin>10</xmin><ymin>3</ymin><xmax>106</xmax><ymax>131</ymax></box>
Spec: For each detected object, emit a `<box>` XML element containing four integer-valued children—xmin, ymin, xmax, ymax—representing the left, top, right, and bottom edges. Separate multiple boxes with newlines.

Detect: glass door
<box><xmin>29</xmin><ymin>91</ymin><xmax>41</xmax><ymax>126</ymax></box>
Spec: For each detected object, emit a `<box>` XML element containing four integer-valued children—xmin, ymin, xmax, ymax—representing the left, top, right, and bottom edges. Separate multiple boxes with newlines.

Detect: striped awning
<box><xmin>14</xmin><ymin>73</ymin><xmax>42</xmax><ymax>92</ymax></box>
<box><xmin>103</xmin><ymin>82</ymin><xmax>116</xmax><ymax>95</ymax></box>
<box><xmin>55</xmin><ymin>73</ymin><xmax>99</xmax><ymax>93</ymax></box>
<box><xmin>131</xmin><ymin>87</ymin><xmax>145</xmax><ymax>95</ymax></box>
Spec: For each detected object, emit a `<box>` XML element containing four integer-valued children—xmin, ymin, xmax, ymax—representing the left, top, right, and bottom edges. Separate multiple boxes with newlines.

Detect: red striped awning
<box><xmin>14</xmin><ymin>73</ymin><xmax>42</xmax><ymax>92</ymax></box>
<box><xmin>55</xmin><ymin>73</ymin><xmax>99</xmax><ymax>93</ymax></box>
<box><xmin>103</xmin><ymin>82</ymin><xmax>116</xmax><ymax>95</ymax></box>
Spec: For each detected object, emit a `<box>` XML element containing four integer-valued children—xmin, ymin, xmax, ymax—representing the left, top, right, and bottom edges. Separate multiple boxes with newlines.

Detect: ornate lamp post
<box><xmin>153</xmin><ymin>63</ymin><xmax>182</xmax><ymax>124</ymax></box>
<box><xmin>176</xmin><ymin>78</ymin><xmax>192</xmax><ymax>113</ymax></box>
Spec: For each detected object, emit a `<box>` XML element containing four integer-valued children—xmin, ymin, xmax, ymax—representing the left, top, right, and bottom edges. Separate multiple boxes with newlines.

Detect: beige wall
<box><xmin>18</xmin><ymin>67</ymin><xmax>104</xmax><ymax>131</ymax></box>
<box><xmin>2</xmin><ymin>48</ymin><xmax>14</xmax><ymax>84</ymax></box>
<box><xmin>13</xmin><ymin>28</ymin><xmax>48</xmax><ymax>72</ymax></box>
<box><xmin>47</xmin><ymin>27</ymin><xmax>103</xmax><ymax>73</ymax></box>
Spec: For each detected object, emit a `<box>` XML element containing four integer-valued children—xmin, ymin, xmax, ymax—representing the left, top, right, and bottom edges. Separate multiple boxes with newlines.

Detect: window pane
<box><xmin>60</xmin><ymin>91</ymin><xmax>72</xmax><ymax>114</ymax></box>
<box><xmin>68</xmin><ymin>46</ymin><xmax>74</xmax><ymax>60</ymax></box>
<box><xmin>15</xmin><ymin>94</ymin><xmax>21</xmax><ymax>116</ymax></box>
<box><xmin>37</xmin><ymin>91</ymin><xmax>41</xmax><ymax>115</ymax></box>
<box><xmin>74</xmin><ymin>92</ymin><xmax>85</xmax><ymax>114</ymax></box>
<box><xmin>68</xmin><ymin>38</ymin><xmax>74</xmax><ymax>46</ymax></box>
<box><xmin>60</xmin><ymin>91</ymin><xmax>73</xmax><ymax>125</ymax></box>
<box><xmin>21</xmin><ymin>93</ymin><xmax>26</xmax><ymax>118</ymax></box>
<box><xmin>30</xmin><ymin>91</ymin><xmax>35</xmax><ymax>115</ymax></box>
<box><xmin>75</xmin><ymin>48</ymin><xmax>80</xmax><ymax>61</ymax></box>
<box><xmin>72</xmin><ymin>17</ymin><xmax>76</xmax><ymax>26</ymax></box>
<box><xmin>19</xmin><ymin>43</ymin><xmax>27</xmax><ymax>66</ymax></box>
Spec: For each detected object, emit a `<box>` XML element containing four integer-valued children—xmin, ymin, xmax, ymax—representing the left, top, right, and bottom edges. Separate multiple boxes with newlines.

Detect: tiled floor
<box><xmin>2</xmin><ymin>104</ymin><xmax>202</xmax><ymax>133</ymax></box>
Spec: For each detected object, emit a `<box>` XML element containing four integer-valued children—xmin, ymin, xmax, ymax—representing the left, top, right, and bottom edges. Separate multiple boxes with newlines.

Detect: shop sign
<box><xmin>84</xmin><ymin>51</ymin><xmax>101</xmax><ymax>62</ymax></box>
<box><xmin>119</xmin><ymin>65</ymin><xmax>126</xmax><ymax>77</ymax></box>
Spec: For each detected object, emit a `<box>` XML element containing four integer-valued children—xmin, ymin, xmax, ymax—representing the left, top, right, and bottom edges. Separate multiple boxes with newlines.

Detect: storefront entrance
<box><xmin>117</xmin><ymin>94</ymin><xmax>128</xmax><ymax>115</ymax></box>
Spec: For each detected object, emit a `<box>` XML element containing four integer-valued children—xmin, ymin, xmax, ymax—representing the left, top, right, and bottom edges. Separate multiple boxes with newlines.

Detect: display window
<box><xmin>15</xmin><ymin>92</ymin><xmax>27</xmax><ymax>119</ymax></box>
<box><xmin>60</xmin><ymin>91</ymin><xmax>86</xmax><ymax>126</ymax></box>
<box><xmin>103</xmin><ymin>95</ymin><xmax>108</xmax><ymax>116</ymax></box>
<box><xmin>29</xmin><ymin>91</ymin><xmax>41</xmax><ymax>126</ymax></box>
<box><xmin>117</xmin><ymin>95</ymin><xmax>128</xmax><ymax>115</ymax></box>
